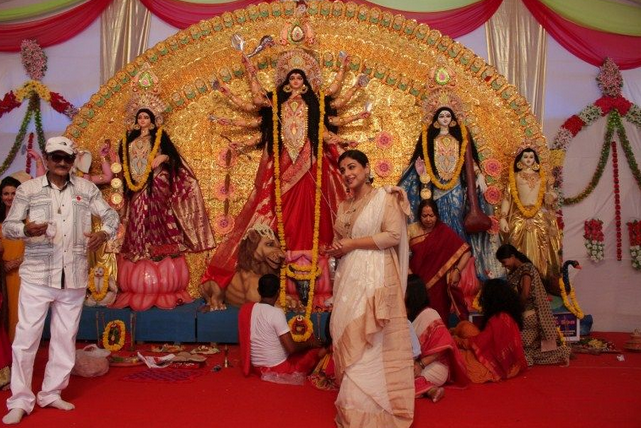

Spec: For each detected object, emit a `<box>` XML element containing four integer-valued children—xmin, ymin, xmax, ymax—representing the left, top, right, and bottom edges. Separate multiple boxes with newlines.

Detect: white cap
<box><xmin>45</xmin><ymin>136</ymin><xmax>76</xmax><ymax>155</ymax></box>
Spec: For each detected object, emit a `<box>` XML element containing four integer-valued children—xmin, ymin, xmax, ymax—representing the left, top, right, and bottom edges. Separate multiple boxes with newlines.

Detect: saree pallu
<box><xmin>409</xmin><ymin>221</ymin><xmax>476</xmax><ymax>322</ymax></box>
<box><xmin>331</xmin><ymin>189</ymin><xmax>414</xmax><ymax>428</ymax></box>
<box><xmin>454</xmin><ymin>313</ymin><xmax>527</xmax><ymax>383</ymax></box>
<box><xmin>413</xmin><ymin>308</ymin><xmax>469</xmax><ymax>389</ymax></box>
<box><xmin>121</xmin><ymin>160</ymin><xmax>215</xmax><ymax>261</ymax></box>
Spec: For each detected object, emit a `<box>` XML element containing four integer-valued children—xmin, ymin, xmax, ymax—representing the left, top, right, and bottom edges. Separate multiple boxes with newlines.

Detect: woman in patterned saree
<box><xmin>327</xmin><ymin>150</ymin><xmax>414</xmax><ymax>428</ymax></box>
<box><xmin>496</xmin><ymin>244</ymin><xmax>571</xmax><ymax>366</ymax></box>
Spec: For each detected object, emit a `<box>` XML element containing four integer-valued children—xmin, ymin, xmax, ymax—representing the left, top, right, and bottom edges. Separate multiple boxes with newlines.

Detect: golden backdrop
<box><xmin>64</xmin><ymin>0</ymin><xmax>550</xmax><ymax>296</ymax></box>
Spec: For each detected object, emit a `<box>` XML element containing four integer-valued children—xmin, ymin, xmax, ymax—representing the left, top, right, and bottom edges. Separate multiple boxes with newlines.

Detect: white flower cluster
<box><xmin>630</xmin><ymin>245</ymin><xmax>641</xmax><ymax>270</ymax></box>
<box><xmin>585</xmin><ymin>239</ymin><xmax>605</xmax><ymax>262</ymax></box>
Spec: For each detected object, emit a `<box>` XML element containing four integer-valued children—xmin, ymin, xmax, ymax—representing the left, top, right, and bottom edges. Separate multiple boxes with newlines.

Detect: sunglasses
<box><xmin>49</xmin><ymin>153</ymin><xmax>76</xmax><ymax>164</ymax></box>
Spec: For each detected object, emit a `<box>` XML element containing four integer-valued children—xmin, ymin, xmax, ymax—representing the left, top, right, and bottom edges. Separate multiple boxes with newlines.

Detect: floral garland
<box><xmin>420</xmin><ymin>122</ymin><xmax>468</xmax><ymax>191</ymax></box>
<box><xmin>288</xmin><ymin>315</ymin><xmax>314</xmax><ymax>342</ymax></box>
<box><xmin>508</xmin><ymin>164</ymin><xmax>546</xmax><ymax>218</ymax></box>
<box><xmin>121</xmin><ymin>127</ymin><xmax>163</xmax><ymax>193</ymax></box>
<box><xmin>102</xmin><ymin>320</ymin><xmax>126</xmax><ymax>352</ymax></box>
<box><xmin>0</xmin><ymin>41</ymin><xmax>77</xmax><ymax>175</ymax></box>
<box><xmin>552</xmin><ymin>59</ymin><xmax>641</xmax><ymax>214</ymax></box>
<box><xmin>558</xmin><ymin>278</ymin><xmax>584</xmax><ymax>319</ymax></box>
<box><xmin>628</xmin><ymin>220</ymin><xmax>641</xmax><ymax>271</ymax></box>
<box><xmin>584</xmin><ymin>219</ymin><xmax>605</xmax><ymax>262</ymax></box>
<box><xmin>274</xmin><ymin>90</ymin><xmax>325</xmax><ymax>342</ymax></box>
<box><xmin>287</xmin><ymin>263</ymin><xmax>322</xmax><ymax>281</ymax></box>
<box><xmin>611</xmin><ymin>141</ymin><xmax>622</xmax><ymax>261</ymax></box>
<box><xmin>88</xmin><ymin>263</ymin><xmax>110</xmax><ymax>302</ymax></box>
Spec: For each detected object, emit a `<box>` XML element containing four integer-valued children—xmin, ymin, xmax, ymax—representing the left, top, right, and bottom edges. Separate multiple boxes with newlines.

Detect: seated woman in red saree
<box><xmin>452</xmin><ymin>279</ymin><xmax>528</xmax><ymax>383</ymax></box>
<box><xmin>408</xmin><ymin>199</ymin><xmax>478</xmax><ymax>324</ymax></box>
<box><xmin>406</xmin><ymin>274</ymin><xmax>469</xmax><ymax>402</ymax></box>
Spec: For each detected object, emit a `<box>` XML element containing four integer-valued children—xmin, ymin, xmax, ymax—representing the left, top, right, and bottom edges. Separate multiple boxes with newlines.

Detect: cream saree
<box><xmin>330</xmin><ymin>188</ymin><xmax>414</xmax><ymax>428</ymax></box>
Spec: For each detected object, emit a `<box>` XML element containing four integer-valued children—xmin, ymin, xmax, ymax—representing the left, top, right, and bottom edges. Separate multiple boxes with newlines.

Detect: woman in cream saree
<box><xmin>328</xmin><ymin>150</ymin><xmax>414</xmax><ymax>428</ymax></box>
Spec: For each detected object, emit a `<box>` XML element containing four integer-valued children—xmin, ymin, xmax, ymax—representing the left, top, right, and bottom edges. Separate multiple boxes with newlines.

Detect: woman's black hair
<box><xmin>119</xmin><ymin>108</ymin><xmax>183</xmax><ymax>195</ymax></box>
<box><xmin>405</xmin><ymin>274</ymin><xmax>431</xmax><ymax>322</ymax></box>
<box><xmin>258</xmin><ymin>69</ymin><xmax>338</xmax><ymax>159</ymax></box>
<box><xmin>513</xmin><ymin>148</ymin><xmax>541</xmax><ymax>172</ymax></box>
<box><xmin>0</xmin><ymin>176</ymin><xmax>21</xmax><ymax>222</ymax></box>
<box><xmin>416</xmin><ymin>198</ymin><xmax>440</xmax><ymax>224</ymax></box>
<box><xmin>495</xmin><ymin>243</ymin><xmax>531</xmax><ymax>264</ymax></box>
<box><xmin>338</xmin><ymin>149</ymin><xmax>369</xmax><ymax>168</ymax></box>
<box><xmin>409</xmin><ymin>107</ymin><xmax>480</xmax><ymax>186</ymax></box>
<box><xmin>479</xmin><ymin>278</ymin><xmax>524</xmax><ymax>330</ymax></box>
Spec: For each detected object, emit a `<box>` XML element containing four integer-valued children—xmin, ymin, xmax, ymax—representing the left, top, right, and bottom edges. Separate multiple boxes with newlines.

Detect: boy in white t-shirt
<box><xmin>239</xmin><ymin>274</ymin><xmax>323</xmax><ymax>377</ymax></box>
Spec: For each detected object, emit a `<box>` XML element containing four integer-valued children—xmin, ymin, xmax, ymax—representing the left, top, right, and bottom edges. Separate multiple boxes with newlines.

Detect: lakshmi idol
<box><xmin>113</xmin><ymin>66</ymin><xmax>216</xmax><ymax>310</ymax></box>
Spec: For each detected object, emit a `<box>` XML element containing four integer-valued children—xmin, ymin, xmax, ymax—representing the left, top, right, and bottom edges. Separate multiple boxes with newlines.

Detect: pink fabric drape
<box><xmin>353</xmin><ymin>0</ymin><xmax>503</xmax><ymax>39</ymax></box>
<box><xmin>139</xmin><ymin>0</ymin><xmax>260</xmax><ymax>29</ymax></box>
<box><xmin>522</xmin><ymin>0</ymin><xmax>641</xmax><ymax>70</ymax></box>
<box><xmin>0</xmin><ymin>0</ymin><xmax>112</xmax><ymax>52</ymax></box>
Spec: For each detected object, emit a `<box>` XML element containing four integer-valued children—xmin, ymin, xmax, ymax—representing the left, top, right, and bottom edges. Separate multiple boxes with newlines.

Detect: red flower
<box><xmin>76</xmin><ymin>196</ymin><xmax>81</xmax><ymax>201</ymax></box>
<box><xmin>49</xmin><ymin>92</ymin><xmax>73</xmax><ymax>115</ymax></box>
<box><xmin>562</xmin><ymin>115</ymin><xmax>585</xmax><ymax>136</ymax></box>
<box><xmin>594</xmin><ymin>96</ymin><xmax>632</xmax><ymax>116</ymax></box>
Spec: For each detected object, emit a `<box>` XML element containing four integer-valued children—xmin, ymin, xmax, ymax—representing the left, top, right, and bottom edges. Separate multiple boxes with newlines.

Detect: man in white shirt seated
<box><xmin>239</xmin><ymin>274</ymin><xmax>324</xmax><ymax>380</ymax></box>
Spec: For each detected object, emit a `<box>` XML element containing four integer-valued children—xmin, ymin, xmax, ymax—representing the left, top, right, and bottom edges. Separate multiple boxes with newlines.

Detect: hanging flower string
<box><xmin>274</xmin><ymin>90</ymin><xmax>325</xmax><ymax>342</ymax></box>
<box><xmin>628</xmin><ymin>220</ymin><xmax>641</xmax><ymax>271</ymax></box>
<box><xmin>0</xmin><ymin>40</ymin><xmax>77</xmax><ymax>176</ymax></box>
<box><xmin>25</xmin><ymin>133</ymin><xmax>34</xmax><ymax>175</ymax></box>
<box><xmin>611</xmin><ymin>141</ymin><xmax>622</xmax><ymax>261</ymax></box>
<box><xmin>88</xmin><ymin>264</ymin><xmax>111</xmax><ymax>302</ymax></box>
<box><xmin>584</xmin><ymin>219</ymin><xmax>605</xmax><ymax>262</ymax></box>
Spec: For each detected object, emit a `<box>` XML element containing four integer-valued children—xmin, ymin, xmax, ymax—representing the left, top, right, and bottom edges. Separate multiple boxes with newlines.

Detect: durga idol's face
<box><xmin>288</xmin><ymin>73</ymin><xmax>304</xmax><ymax>90</ymax></box>
<box><xmin>436</xmin><ymin>110</ymin><xmax>453</xmax><ymax>128</ymax></box>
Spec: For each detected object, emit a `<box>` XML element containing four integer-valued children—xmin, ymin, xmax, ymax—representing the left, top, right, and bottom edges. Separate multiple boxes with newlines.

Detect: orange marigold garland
<box><xmin>102</xmin><ymin>320</ymin><xmax>126</xmax><ymax>352</ymax></box>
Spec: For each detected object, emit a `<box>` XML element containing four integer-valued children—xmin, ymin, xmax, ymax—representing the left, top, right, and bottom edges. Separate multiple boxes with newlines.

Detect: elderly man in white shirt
<box><xmin>1</xmin><ymin>136</ymin><xmax>119</xmax><ymax>425</ymax></box>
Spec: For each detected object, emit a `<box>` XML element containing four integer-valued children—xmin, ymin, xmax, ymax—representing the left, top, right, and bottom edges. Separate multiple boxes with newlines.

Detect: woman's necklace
<box><xmin>343</xmin><ymin>186</ymin><xmax>373</xmax><ymax>228</ymax></box>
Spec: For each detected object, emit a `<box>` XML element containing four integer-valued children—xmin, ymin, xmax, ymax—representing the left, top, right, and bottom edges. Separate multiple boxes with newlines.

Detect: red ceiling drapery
<box><xmin>0</xmin><ymin>0</ymin><xmax>112</xmax><ymax>52</ymax></box>
<box><xmin>522</xmin><ymin>0</ymin><xmax>641</xmax><ymax>70</ymax></box>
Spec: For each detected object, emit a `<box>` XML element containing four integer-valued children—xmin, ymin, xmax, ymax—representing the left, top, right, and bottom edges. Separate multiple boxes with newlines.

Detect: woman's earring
<box><xmin>516</xmin><ymin>161</ymin><xmax>524</xmax><ymax>171</ymax></box>
<box><xmin>133</xmin><ymin>124</ymin><xmax>140</xmax><ymax>130</ymax></box>
<box><xmin>449</xmin><ymin>120</ymin><xmax>457</xmax><ymax>128</ymax></box>
<box><xmin>300</xmin><ymin>84</ymin><xmax>308</xmax><ymax>94</ymax></box>
<box><xmin>283</xmin><ymin>84</ymin><xmax>292</xmax><ymax>93</ymax></box>
<box><xmin>149</xmin><ymin>124</ymin><xmax>155</xmax><ymax>130</ymax></box>
<box><xmin>433</xmin><ymin>121</ymin><xmax>440</xmax><ymax>129</ymax></box>
<box><xmin>532</xmin><ymin>162</ymin><xmax>540</xmax><ymax>171</ymax></box>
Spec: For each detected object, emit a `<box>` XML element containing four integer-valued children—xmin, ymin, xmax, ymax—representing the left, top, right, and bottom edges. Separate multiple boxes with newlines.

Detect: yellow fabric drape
<box><xmin>485</xmin><ymin>0</ymin><xmax>547</xmax><ymax>123</ymax></box>
<box><xmin>100</xmin><ymin>0</ymin><xmax>151</xmax><ymax>85</ymax></box>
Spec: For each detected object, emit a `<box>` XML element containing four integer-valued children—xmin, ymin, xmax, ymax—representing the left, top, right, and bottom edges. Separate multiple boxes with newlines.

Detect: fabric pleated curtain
<box><xmin>100</xmin><ymin>0</ymin><xmax>151</xmax><ymax>85</ymax></box>
<box><xmin>486</xmin><ymin>0</ymin><xmax>547</xmax><ymax>123</ymax></box>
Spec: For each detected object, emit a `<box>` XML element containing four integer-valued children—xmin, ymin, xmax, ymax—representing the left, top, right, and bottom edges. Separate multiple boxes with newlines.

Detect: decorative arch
<box><xmin>64</xmin><ymin>0</ymin><xmax>550</xmax><ymax>294</ymax></box>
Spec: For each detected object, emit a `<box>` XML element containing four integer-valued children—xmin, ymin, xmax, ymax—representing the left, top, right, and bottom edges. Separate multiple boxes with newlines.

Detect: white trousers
<box><xmin>6</xmin><ymin>281</ymin><xmax>85</xmax><ymax>413</ymax></box>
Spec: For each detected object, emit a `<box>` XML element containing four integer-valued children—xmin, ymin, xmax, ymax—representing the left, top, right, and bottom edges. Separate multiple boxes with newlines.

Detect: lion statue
<box><xmin>200</xmin><ymin>224</ymin><xmax>286</xmax><ymax>311</ymax></box>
